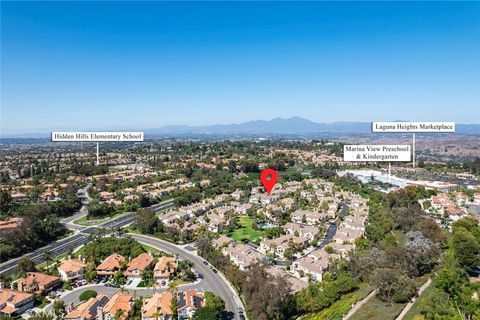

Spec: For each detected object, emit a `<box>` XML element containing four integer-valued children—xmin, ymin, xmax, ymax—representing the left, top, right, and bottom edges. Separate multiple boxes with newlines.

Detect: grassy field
<box><xmin>402</xmin><ymin>280</ymin><xmax>435</xmax><ymax>320</ymax></box>
<box><xmin>304</xmin><ymin>283</ymin><xmax>374</xmax><ymax>320</ymax></box>
<box><xmin>141</xmin><ymin>244</ymin><xmax>164</xmax><ymax>255</ymax></box>
<box><xmin>350</xmin><ymin>296</ymin><xmax>405</xmax><ymax>320</ymax></box>
<box><xmin>74</xmin><ymin>211</ymin><xmax>128</xmax><ymax>226</ymax></box>
<box><xmin>230</xmin><ymin>216</ymin><xmax>265</xmax><ymax>243</ymax></box>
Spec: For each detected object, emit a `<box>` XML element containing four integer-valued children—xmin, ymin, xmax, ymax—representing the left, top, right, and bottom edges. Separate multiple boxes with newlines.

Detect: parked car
<box><xmin>237</xmin><ymin>307</ymin><xmax>244</xmax><ymax>314</ymax></box>
<box><xmin>25</xmin><ymin>310</ymin><xmax>36</xmax><ymax>316</ymax></box>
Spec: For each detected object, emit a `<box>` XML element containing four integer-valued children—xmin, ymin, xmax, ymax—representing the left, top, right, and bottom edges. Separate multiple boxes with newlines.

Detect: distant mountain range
<box><xmin>2</xmin><ymin>117</ymin><xmax>480</xmax><ymax>138</ymax></box>
<box><xmin>145</xmin><ymin>117</ymin><xmax>480</xmax><ymax>136</ymax></box>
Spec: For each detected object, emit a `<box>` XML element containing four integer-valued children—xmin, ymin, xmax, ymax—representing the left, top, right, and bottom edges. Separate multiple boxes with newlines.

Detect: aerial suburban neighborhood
<box><xmin>1</xmin><ymin>1</ymin><xmax>480</xmax><ymax>320</ymax></box>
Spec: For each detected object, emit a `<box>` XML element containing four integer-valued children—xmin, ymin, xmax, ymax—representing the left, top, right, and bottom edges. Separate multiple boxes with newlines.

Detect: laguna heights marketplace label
<box><xmin>344</xmin><ymin>145</ymin><xmax>411</xmax><ymax>162</ymax></box>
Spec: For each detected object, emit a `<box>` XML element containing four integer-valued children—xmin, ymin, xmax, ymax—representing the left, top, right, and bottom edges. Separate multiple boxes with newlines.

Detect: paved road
<box><xmin>40</xmin><ymin>234</ymin><xmax>244</xmax><ymax>319</ymax></box>
<box><xmin>130</xmin><ymin>234</ymin><xmax>244</xmax><ymax>320</ymax></box>
<box><xmin>44</xmin><ymin>281</ymin><xmax>202</xmax><ymax>314</ymax></box>
<box><xmin>0</xmin><ymin>200</ymin><xmax>174</xmax><ymax>277</ymax></box>
<box><xmin>318</xmin><ymin>203</ymin><xmax>350</xmax><ymax>249</ymax></box>
<box><xmin>61</xmin><ymin>184</ymin><xmax>91</xmax><ymax>230</ymax></box>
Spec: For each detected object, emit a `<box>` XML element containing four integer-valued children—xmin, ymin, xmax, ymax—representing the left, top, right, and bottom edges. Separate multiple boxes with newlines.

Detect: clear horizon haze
<box><xmin>1</xmin><ymin>1</ymin><xmax>479</xmax><ymax>134</ymax></box>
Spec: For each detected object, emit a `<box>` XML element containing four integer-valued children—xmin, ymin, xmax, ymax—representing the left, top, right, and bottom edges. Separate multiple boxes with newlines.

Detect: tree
<box><xmin>193</xmin><ymin>292</ymin><xmax>225</xmax><ymax>320</ymax></box>
<box><xmin>370</xmin><ymin>268</ymin><xmax>416</xmax><ymax>304</ymax></box>
<box><xmin>170</xmin><ymin>294</ymin><xmax>178</xmax><ymax>320</ymax></box>
<box><xmin>242</xmin><ymin>264</ymin><xmax>293</xmax><ymax>319</ymax></box>
<box><xmin>43</xmin><ymin>249</ymin><xmax>52</xmax><ymax>269</ymax></box>
<box><xmin>418</xmin><ymin>289</ymin><xmax>456</xmax><ymax>320</ymax></box>
<box><xmin>79</xmin><ymin>290</ymin><xmax>97</xmax><ymax>302</ymax></box>
<box><xmin>193</xmin><ymin>307</ymin><xmax>220</xmax><ymax>320</ymax></box>
<box><xmin>451</xmin><ymin>228</ymin><xmax>480</xmax><ymax>269</ymax></box>
<box><xmin>53</xmin><ymin>300</ymin><xmax>65</xmax><ymax>319</ymax></box>
<box><xmin>0</xmin><ymin>189</ymin><xmax>13</xmax><ymax>214</ymax></box>
<box><xmin>204</xmin><ymin>291</ymin><xmax>225</xmax><ymax>314</ymax></box>
<box><xmin>134</xmin><ymin>209</ymin><xmax>160</xmax><ymax>234</ymax></box>
<box><xmin>16</xmin><ymin>257</ymin><xmax>36</xmax><ymax>276</ymax></box>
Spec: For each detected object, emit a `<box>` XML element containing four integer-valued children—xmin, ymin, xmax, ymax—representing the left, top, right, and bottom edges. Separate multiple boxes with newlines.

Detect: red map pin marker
<box><xmin>260</xmin><ymin>168</ymin><xmax>278</xmax><ymax>195</ymax></box>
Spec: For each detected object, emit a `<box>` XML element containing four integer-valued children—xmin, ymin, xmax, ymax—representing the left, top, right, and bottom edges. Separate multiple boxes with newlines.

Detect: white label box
<box><xmin>372</xmin><ymin>122</ymin><xmax>455</xmax><ymax>133</ymax></box>
<box><xmin>51</xmin><ymin>132</ymin><xmax>144</xmax><ymax>142</ymax></box>
<box><xmin>344</xmin><ymin>145</ymin><xmax>411</xmax><ymax>162</ymax></box>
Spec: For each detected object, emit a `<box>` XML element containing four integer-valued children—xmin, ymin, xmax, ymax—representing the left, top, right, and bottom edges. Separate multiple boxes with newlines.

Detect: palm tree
<box><xmin>168</xmin><ymin>281</ymin><xmax>178</xmax><ymax>293</ymax></box>
<box><xmin>43</xmin><ymin>249</ymin><xmax>52</xmax><ymax>269</ymax></box>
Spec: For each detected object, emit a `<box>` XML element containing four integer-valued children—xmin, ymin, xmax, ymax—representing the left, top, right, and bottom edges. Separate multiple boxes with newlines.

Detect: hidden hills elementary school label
<box><xmin>344</xmin><ymin>145</ymin><xmax>411</xmax><ymax>162</ymax></box>
<box><xmin>51</xmin><ymin>131</ymin><xmax>144</xmax><ymax>142</ymax></box>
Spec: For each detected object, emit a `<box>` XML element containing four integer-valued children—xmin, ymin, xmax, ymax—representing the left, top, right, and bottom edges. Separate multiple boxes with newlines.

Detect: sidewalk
<box><xmin>395</xmin><ymin>278</ymin><xmax>432</xmax><ymax>320</ymax></box>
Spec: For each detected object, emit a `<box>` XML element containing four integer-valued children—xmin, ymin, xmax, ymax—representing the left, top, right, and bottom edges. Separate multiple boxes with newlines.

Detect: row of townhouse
<box><xmin>284</xmin><ymin>222</ymin><xmax>320</xmax><ymax>241</ymax></box>
<box><xmin>58</xmin><ymin>253</ymin><xmax>179</xmax><ymax>287</ymax></box>
<box><xmin>429</xmin><ymin>193</ymin><xmax>468</xmax><ymax>221</ymax></box>
<box><xmin>290</xmin><ymin>209</ymin><xmax>333</xmax><ymax>225</ymax></box>
<box><xmin>292</xmin><ymin>248</ymin><xmax>339</xmax><ymax>282</ymax></box>
<box><xmin>96</xmin><ymin>253</ymin><xmax>178</xmax><ymax>286</ymax></box>
<box><xmin>65</xmin><ymin>289</ymin><xmax>203</xmax><ymax>320</ymax></box>
<box><xmin>259</xmin><ymin>234</ymin><xmax>309</xmax><ymax>257</ymax></box>
<box><xmin>159</xmin><ymin>194</ymin><xmax>234</xmax><ymax>228</ymax></box>
<box><xmin>142</xmin><ymin>290</ymin><xmax>205</xmax><ymax>320</ymax></box>
<box><xmin>220</xmin><ymin>241</ymin><xmax>266</xmax><ymax>271</ymax></box>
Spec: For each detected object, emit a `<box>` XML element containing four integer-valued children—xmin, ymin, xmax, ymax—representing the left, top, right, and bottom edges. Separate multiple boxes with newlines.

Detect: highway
<box><xmin>42</xmin><ymin>234</ymin><xmax>244</xmax><ymax>319</ymax></box>
<box><xmin>0</xmin><ymin>200</ymin><xmax>174</xmax><ymax>277</ymax></box>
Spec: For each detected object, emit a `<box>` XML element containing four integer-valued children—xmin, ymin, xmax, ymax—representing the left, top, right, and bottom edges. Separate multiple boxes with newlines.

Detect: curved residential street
<box><xmin>129</xmin><ymin>234</ymin><xmax>245</xmax><ymax>320</ymax></box>
<box><xmin>40</xmin><ymin>234</ymin><xmax>245</xmax><ymax>320</ymax></box>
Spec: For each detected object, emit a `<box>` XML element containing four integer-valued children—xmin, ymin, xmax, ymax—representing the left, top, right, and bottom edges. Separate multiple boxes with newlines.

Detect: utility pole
<box><xmin>96</xmin><ymin>143</ymin><xmax>100</xmax><ymax>165</ymax></box>
<box><xmin>412</xmin><ymin>133</ymin><xmax>415</xmax><ymax>168</ymax></box>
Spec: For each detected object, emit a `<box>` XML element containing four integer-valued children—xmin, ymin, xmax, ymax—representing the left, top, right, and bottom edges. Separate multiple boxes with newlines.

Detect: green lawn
<box><xmin>304</xmin><ymin>284</ymin><xmax>374</xmax><ymax>320</ymax></box>
<box><xmin>74</xmin><ymin>211</ymin><xmax>128</xmax><ymax>226</ymax></box>
<box><xmin>350</xmin><ymin>296</ymin><xmax>405</xmax><ymax>320</ymax></box>
<box><xmin>402</xmin><ymin>279</ymin><xmax>461</xmax><ymax>320</ymax></box>
<box><xmin>230</xmin><ymin>216</ymin><xmax>265</xmax><ymax>243</ymax></box>
<box><xmin>141</xmin><ymin>244</ymin><xmax>163</xmax><ymax>255</ymax></box>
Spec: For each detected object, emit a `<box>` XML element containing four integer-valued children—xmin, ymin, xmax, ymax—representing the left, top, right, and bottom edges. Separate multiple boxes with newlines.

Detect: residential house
<box><xmin>211</xmin><ymin>235</ymin><xmax>233</xmax><ymax>249</ymax></box>
<box><xmin>265</xmin><ymin>267</ymin><xmax>308</xmax><ymax>293</ymax></box>
<box><xmin>0</xmin><ymin>288</ymin><xmax>34</xmax><ymax>316</ymax></box>
<box><xmin>17</xmin><ymin>272</ymin><xmax>60</xmax><ymax>294</ymax></box>
<box><xmin>222</xmin><ymin>243</ymin><xmax>264</xmax><ymax>271</ymax></box>
<box><xmin>177</xmin><ymin>290</ymin><xmax>205</xmax><ymax>319</ymax></box>
<box><xmin>96</xmin><ymin>254</ymin><xmax>125</xmax><ymax>277</ymax></box>
<box><xmin>142</xmin><ymin>292</ymin><xmax>173</xmax><ymax>320</ymax></box>
<box><xmin>58</xmin><ymin>259</ymin><xmax>87</xmax><ymax>281</ymax></box>
<box><xmin>154</xmin><ymin>257</ymin><xmax>177</xmax><ymax>285</ymax></box>
<box><xmin>290</xmin><ymin>210</ymin><xmax>329</xmax><ymax>225</ymax></box>
<box><xmin>292</xmin><ymin>249</ymin><xmax>338</xmax><ymax>282</ymax></box>
<box><xmin>333</xmin><ymin>228</ymin><xmax>364</xmax><ymax>245</ymax></box>
<box><xmin>124</xmin><ymin>253</ymin><xmax>154</xmax><ymax>280</ymax></box>
<box><xmin>98</xmin><ymin>292</ymin><xmax>133</xmax><ymax>320</ymax></box>
<box><xmin>284</xmin><ymin>222</ymin><xmax>320</xmax><ymax>241</ymax></box>
<box><xmin>64</xmin><ymin>294</ymin><xmax>110</xmax><ymax>320</ymax></box>
<box><xmin>259</xmin><ymin>234</ymin><xmax>309</xmax><ymax>257</ymax></box>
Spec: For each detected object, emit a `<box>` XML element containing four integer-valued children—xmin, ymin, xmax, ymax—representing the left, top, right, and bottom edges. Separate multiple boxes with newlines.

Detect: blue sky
<box><xmin>1</xmin><ymin>1</ymin><xmax>479</xmax><ymax>134</ymax></box>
